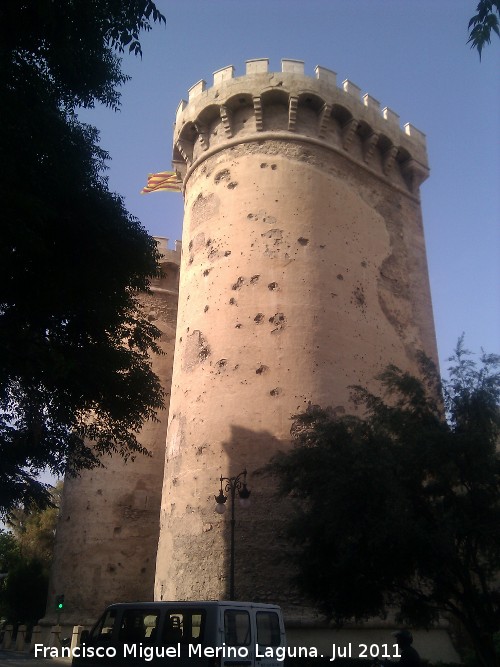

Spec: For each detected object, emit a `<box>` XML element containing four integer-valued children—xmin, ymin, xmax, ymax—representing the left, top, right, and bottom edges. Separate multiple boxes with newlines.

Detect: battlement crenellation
<box><xmin>172</xmin><ymin>59</ymin><xmax>429</xmax><ymax>196</ymax></box>
<box><xmin>177</xmin><ymin>58</ymin><xmax>426</xmax><ymax>145</ymax></box>
<box><xmin>154</xmin><ymin>236</ymin><xmax>182</xmax><ymax>264</ymax></box>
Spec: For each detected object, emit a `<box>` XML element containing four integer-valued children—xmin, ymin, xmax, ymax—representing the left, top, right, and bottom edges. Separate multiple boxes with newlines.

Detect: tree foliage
<box><xmin>270</xmin><ymin>340</ymin><xmax>500</xmax><ymax>667</ymax></box>
<box><xmin>7</xmin><ymin>482</ymin><xmax>62</xmax><ymax>566</ymax></box>
<box><xmin>0</xmin><ymin>484</ymin><xmax>61</xmax><ymax>624</ymax></box>
<box><xmin>1</xmin><ymin>558</ymin><xmax>49</xmax><ymax>626</ymax></box>
<box><xmin>468</xmin><ymin>1</ymin><xmax>500</xmax><ymax>58</ymax></box>
<box><xmin>0</xmin><ymin>531</ymin><xmax>20</xmax><ymax>578</ymax></box>
<box><xmin>0</xmin><ymin>2</ymin><xmax>166</xmax><ymax>517</ymax></box>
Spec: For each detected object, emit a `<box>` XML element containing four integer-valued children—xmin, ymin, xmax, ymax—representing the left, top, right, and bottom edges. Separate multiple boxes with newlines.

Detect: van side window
<box><xmin>256</xmin><ymin>612</ymin><xmax>281</xmax><ymax>647</ymax></box>
<box><xmin>163</xmin><ymin>611</ymin><xmax>206</xmax><ymax>645</ymax></box>
<box><xmin>119</xmin><ymin>610</ymin><xmax>160</xmax><ymax>643</ymax></box>
<box><xmin>224</xmin><ymin>610</ymin><xmax>250</xmax><ymax>646</ymax></box>
<box><xmin>91</xmin><ymin>609</ymin><xmax>117</xmax><ymax>641</ymax></box>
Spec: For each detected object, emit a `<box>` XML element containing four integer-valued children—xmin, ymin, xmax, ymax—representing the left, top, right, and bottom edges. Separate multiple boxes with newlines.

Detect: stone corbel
<box><xmin>318</xmin><ymin>103</ymin><xmax>332</xmax><ymax>139</ymax></box>
<box><xmin>253</xmin><ymin>96</ymin><xmax>263</xmax><ymax>131</ymax></box>
<box><xmin>363</xmin><ymin>132</ymin><xmax>379</xmax><ymax>164</ymax></box>
<box><xmin>219</xmin><ymin>106</ymin><xmax>233</xmax><ymax>138</ymax></box>
<box><xmin>194</xmin><ymin>122</ymin><xmax>209</xmax><ymax>151</ymax></box>
<box><xmin>172</xmin><ymin>160</ymin><xmax>187</xmax><ymax>184</ymax></box>
<box><xmin>401</xmin><ymin>158</ymin><xmax>430</xmax><ymax>193</ymax></box>
<box><xmin>342</xmin><ymin>117</ymin><xmax>358</xmax><ymax>151</ymax></box>
<box><xmin>175</xmin><ymin>139</ymin><xmax>192</xmax><ymax>166</ymax></box>
<box><xmin>382</xmin><ymin>145</ymin><xmax>399</xmax><ymax>175</ymax></box>
<box><xmin>288</xmin><ymin>95</ymin><xmax>299</xmax><ymax>131</ymax></box>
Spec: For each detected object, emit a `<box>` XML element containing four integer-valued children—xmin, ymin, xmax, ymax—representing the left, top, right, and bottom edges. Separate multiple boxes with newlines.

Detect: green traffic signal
<box><xmin>55</xmin><ymin>594</ymin><xmax>65</xmax><ymax>611</ymax></box>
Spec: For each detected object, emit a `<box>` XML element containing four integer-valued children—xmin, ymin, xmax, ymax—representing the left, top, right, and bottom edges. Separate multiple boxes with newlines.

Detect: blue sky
<box><xmin>80</xmin><ymin>0</ymin><xmax>499</xmax><ymax>372</ymax></box>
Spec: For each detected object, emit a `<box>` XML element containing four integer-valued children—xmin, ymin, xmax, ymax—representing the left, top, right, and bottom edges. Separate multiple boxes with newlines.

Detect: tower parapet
<box><xmin>173</xmin><ymin>59</ymin><xmax>428</xmax><ymax>196</ymax></box>
<box><xmin>154</xmin><ymin>236</ymin><xmax>182</xmax><ymax>262</ymax></box>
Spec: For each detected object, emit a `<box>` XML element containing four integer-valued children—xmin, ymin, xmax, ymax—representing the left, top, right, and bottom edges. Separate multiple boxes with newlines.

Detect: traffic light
<box><xmin>55</xmin><ymin>594</ymin><xmax>65</xmax><ymax>611</ymax></box>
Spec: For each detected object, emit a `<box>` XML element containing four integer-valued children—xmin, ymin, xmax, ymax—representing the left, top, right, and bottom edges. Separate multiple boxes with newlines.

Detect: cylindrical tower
<box><xmin>42</xmin><ymin>238</ymin><xmax>180</xmax><ymax>629</ymax></box>
<box><xmin>155</xmin><ymin>60</ymin><xmax>437</xmax><ymax>606</ymax></box>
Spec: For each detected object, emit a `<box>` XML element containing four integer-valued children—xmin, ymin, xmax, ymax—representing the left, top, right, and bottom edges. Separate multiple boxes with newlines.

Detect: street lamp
<box><xmin>214</xmin><ymin>469</ymin><xmax>251</xmax><ymax>600</ymax></box>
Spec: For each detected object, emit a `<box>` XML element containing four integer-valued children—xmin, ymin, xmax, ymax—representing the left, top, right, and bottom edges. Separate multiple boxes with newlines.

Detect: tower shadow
<box><xmin>217</xmin><ymin>424</ymin><xmax>297</xmax><ymax>605</ymax></box>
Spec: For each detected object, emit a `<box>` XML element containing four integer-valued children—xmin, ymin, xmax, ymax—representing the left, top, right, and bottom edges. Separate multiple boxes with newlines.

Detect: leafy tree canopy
<box><xmin>0</xmin><ymin>531</ymin><xmax>20</xmax><ymax>577</ymax></box>
<box><xmin>0</xmin><ymin>2</ymin><xmax>166</xmax><ymax>517</ymax></box>
<box><xmin>7</xmin><ymin>482</ymin><xmax>62</xmax><ymax>567</ymax></box>
<box><xmin>270</xmin><ymin>339</ymin><xmax>500</xmax><ymax>667</ymax></box>
<box><xmin>468</xmin><ymin>1</ymin><xmax>500</xmax><ymax>58</ymax></box>
<box><xmin>0</xmin><ymin>484</ymin><xmax>61</xmax><ymax>624</ymax></box>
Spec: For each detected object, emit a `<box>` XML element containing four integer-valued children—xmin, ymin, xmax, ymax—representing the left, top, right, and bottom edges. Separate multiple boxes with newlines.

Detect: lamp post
<box><xmin>214</xmin><ymin>469</ymin><xmax>251</xmax><ymax>600</ymax></box>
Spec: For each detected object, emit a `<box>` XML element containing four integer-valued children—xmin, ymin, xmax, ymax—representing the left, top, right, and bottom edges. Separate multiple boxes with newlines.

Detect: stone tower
<box><xmin>42</xmin><ymin>238</ymin><xmax>180</xmax><ymax>628</ymax></box>
<box><xmin>154</xmin><ymin>59</ymin><xmax>437</xmax><ymax>606</ymax></box>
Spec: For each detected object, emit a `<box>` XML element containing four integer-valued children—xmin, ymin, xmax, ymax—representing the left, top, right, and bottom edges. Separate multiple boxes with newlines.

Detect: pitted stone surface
<box><xmin>157</xmin><ymin>61</ymin><xmax>438</xmax><ymax>606</ymax></box>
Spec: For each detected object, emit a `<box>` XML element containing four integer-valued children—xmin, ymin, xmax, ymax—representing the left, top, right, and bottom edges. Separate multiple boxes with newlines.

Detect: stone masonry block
<box><xmin>383</xmin><ymin>106</ymin><xmax>400</xmax><ymax>126</ymax></box>
<box><xmin>363</xmin><ymin>93</ymin><xmax>381</xmax><ymax>111</ymax></box>
<box><xmin>343</xmin><ymin>79</ymin><xmax>362</xmax><ymax>100</ymax></box>
<box><xmin>213</xmin><ymin>66</ymin><xmax>235</xmax><ymax>86</ymax></box>
<box><xmin>315</xmin><ymin>65</ymin><xmax>337</xmax><ymax>87</ymax></box>
<box><xmin>188</xmin><ymin>80</ymin><xmax>206</xmax><ymax>101</ymax></box>
<box><xmin>281</xmin><ymin>59</ymin><xmax>305</xmax><ymax>74</ymax></box>
<box><xmin>246</xmin><ymin>59</ymin><xmax>269</xmax><ymax>74</ymax></box>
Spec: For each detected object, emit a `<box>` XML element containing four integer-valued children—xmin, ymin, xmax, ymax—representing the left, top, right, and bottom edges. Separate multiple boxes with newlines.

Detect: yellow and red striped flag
<box><xmin>141</xmin><ymin>171</ymin><xmax>182</xmax><ymax>194</ymax></box>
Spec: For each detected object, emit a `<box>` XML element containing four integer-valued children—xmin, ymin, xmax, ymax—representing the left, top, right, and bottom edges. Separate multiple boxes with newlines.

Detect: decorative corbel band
<box><xmin>288</xmin><ymin>96</ymin><xmax>299</xmax><ymax>132</ymax></box>
<box><xmin>342</xmin><ymin>117</ymin><xmax>358</xmax><ymax>151</ymax></box>
<box><xmin>363</xmin><ymin>132</ymin><xmax>379</xmax><ymax>164</ymax></box>
<box><xmin>382</xmin><ymin>145</ymin><xmax>399</xmax><ymax>175</ymax></box>
<box><xmin>318</xmin><ymin>103</ymin><xmax>332</xmax><ymax>139</ymax></box>
<box><xmin>194</xmin><ymin>123</ymin><xmax>209</xmax><ymax>151</ymax></box>
<box><xmin>175</xmin><ymin>140</ymin><xmax>192</xmax><ymax>166</ymax></box>
<box><xmin>219</xmin><ymin>106</ymin><xmax>233</xmax><ymax>138</ymax></box>
<box><xmin>401</xmin><ymin>158</ymin><xmax>430</xmax><ymax>193</ymax></box>
<box><xmin>253</xmin><ymin>96</ymin><xmax>263</xmax><ymax>131</ymax></box>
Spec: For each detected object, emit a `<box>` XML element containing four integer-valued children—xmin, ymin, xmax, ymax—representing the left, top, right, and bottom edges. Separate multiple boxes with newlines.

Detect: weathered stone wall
<box><xmin>43</xmin><ymin>239</ymin><xmax>180</xmax><ymax>627</ymax></box>
<box><xmin>155</xmin><ymin>60</ymin><xmax>438</xmax><ymax>608</ymax></box>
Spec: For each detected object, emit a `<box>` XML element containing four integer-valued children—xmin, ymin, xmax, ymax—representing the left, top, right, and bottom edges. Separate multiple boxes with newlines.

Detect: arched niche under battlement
<box><xmin>258</xmin><ymin>86</ymin><xmax>291</xmax><ymax>105</ymax></box>
<box><xmin>331</xmin><ymin>103</ymin><xmax>354</xmax><ymax>128</ymax></box>
<box><xmin>351</xmin><ymin>119</ymin><xmax>378</xmax><ymax>165</ymax></box>
<box><xmin>396</xmin><ymin>146</ymin><xmax>426</xmax><ymax>193</ymax></box>
<box><xmin>395</xmin><ymin>145</ymin><xmax>412</xmax><ymax>169</ymax></box>
<box><xmin>290</xmin><ymin>92</ymin><xmax>325</xmax><ymax>136</ymax></box>
<box><xmin>297</xmin><ymin>91</ymin><xmax>326</xmax><ymax>113</ymax></box>
<box><xmin>176</xmin><ymin>121</ymin><xmax>197</xmax><ymax>165</ymax></box>
<box><xmin>224</xmin><ymin>92</ymin><xmax>254</xmax><ymax>112</ymax></box>
<box><xmin>222</xmin><ymin>93</ymin><xmax>256</xmax><ymax>136</ymax></box>
<box><xmin>379</xmin><ymin>140</ymin><xmax>410</xmax><ymax>185</ymax></box>
<box><xmin>356</xmin><ymin>119</ymin><xmax>376</xmax><ymax>141</ymax></box>
<box><xmin>173</xmin><ymin>86</ymin><xmax>429</xmax><ymax>197</ymax></box>
<box><xmin>259</xmin><ymin>87</ymin><xmax>290</xmax><ymax>132</ymax></box>
<box><xmin>196</xmin><ymin>103</ymin><xmax>221</xmax><ymax>129</ymax></box>
<box><xmin>366</xmin><ymin>143</ymin><xmax>385</xmax><ymax>176</ymax></box>
<box><xmin>192</xmin><ymin>104</ymin><xmax>224</xmax><ymax>159</ymax></box>
<box><xmin>377</xmin><ymin>133</ymin><xmax>393</xmax><ymax>154</ymax></box>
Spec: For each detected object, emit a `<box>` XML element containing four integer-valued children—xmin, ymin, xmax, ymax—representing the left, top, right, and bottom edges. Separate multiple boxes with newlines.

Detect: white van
<box><xmin>72</xmin><ymin>601</ymin><xmax>286</xmax><ymax>667</ymax></box>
